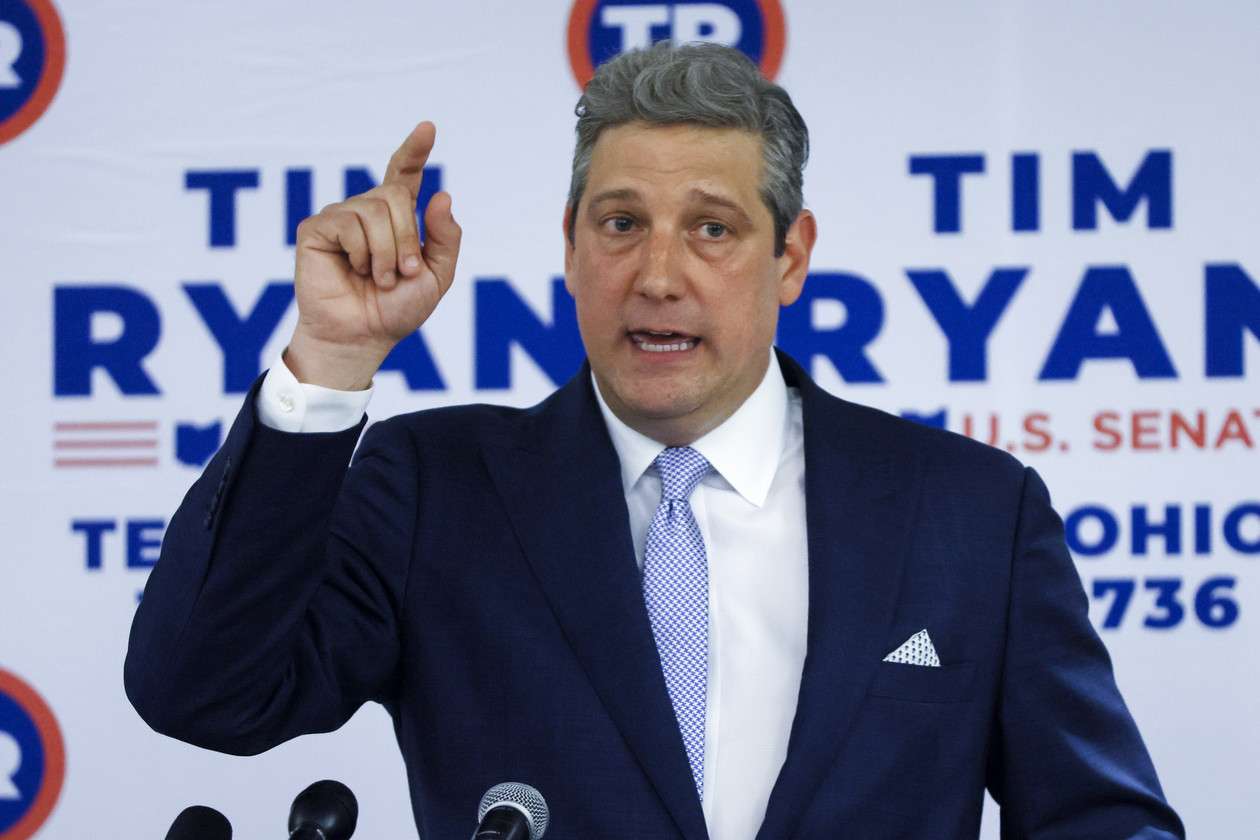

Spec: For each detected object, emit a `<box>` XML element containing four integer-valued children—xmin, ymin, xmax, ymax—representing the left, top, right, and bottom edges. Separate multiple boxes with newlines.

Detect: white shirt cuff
<box><xmin>256</xmin><ymin>353</ymin><xmax>374</xmax><ymax>433</ymax></box>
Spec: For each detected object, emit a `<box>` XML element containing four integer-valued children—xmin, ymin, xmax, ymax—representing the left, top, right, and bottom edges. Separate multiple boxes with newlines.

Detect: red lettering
<box><xmin>1093</xmin><ymin>411</ymin><xmax>1122</xmax><ymax>450</ymax></box>
<box><xmin>1131</xmin><ymin>410</ymin><xmax>1160</xmax><ymax>450</ymax></box>
<box><xmin>1023</xmin><ymin>412</ymin><xmax>1052</xmax><ymax>451</ymax></box>
<box><xmin>963</xmin><ymin>413</ymin><xmax>1000</xmax><ymax>446</ymax></box>
<box><xmin>1170</xmin><ymin>411</ymin><xmax>1206</xmax><ymax>450</ymax></box>
<box><xmin>1215</xmin><ymin>410</ymin><xmax>1254</xmax><ymax>448</ymax></box>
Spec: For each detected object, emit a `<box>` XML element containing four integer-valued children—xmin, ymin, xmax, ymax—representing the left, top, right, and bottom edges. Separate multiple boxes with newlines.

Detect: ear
<box><xmin>777</xmin><ymin>209</ymin><xmax>816</xmax><ymax>306</ymax></box>
<box><xmin>563</xmin><ymin>204</ymin><xmax>577</xmax><ymax>296</ymax></box>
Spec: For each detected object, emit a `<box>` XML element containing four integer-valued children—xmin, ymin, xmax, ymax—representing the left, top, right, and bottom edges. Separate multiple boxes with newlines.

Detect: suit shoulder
<box><xmin>358</xmin><ymin>370</ymin><xmax>593</xmax><ymax>451</ymax></box>
<box><xmin>361</xmin><ymin>401</ymin><xmax>532</xmax><ymax>452</ymax></box>
<box><xmin>822</xmin><ymin>393</ymin><xmax>1028</xmax><ymax>481</ymax></box>
<box><xmin>781</xmin><ymin>350</ymin><xmax>1026</xmax><ymax>483</ymax></box>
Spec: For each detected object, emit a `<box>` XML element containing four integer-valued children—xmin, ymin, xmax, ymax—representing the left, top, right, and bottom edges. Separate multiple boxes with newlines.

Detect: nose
<box><xmin>632</xmin><ymin>230</ymin><xmax>685</xmax><ymax>300</ymax></box>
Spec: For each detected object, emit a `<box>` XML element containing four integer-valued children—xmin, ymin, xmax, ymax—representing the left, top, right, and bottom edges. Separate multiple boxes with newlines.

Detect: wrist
<box><xmin>284</xmin><ymin>332</ymin><xmax>386</xmax><ymax>391</ymax></box>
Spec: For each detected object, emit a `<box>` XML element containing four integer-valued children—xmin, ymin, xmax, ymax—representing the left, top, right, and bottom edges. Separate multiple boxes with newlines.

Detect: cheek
<box><xmin>714</xmin><ymin>287</ymin><xmax>785</xmax><ymax>358</ymax></box>
<box><xmin>711</xmin><ymin>269</ymin><xmax>783</xmax><ymax>326</ymax></box>
<box><xmin>570</xmin><ymin>257</ymin><xmax>635</xmax><ymax>318</ymax></box>
<box><xmin>573</xmin><ymin>294</ymin><xmax>620</xmax><ymax>351</ymax></box>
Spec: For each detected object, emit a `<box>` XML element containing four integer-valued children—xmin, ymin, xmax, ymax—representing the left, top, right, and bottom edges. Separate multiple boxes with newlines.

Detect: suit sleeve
<box><xmin>124</xmin><ymin>384</ymin><xmax>417</xmax><ymax>755</ymax></box>
<box><xmin>985</xmin><ymin>467</ymin><xmax>1184</xmax><ymax>839</ymax></box>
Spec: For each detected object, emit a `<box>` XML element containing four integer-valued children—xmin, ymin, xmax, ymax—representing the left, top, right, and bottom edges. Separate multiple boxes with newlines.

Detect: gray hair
<box><xmin>567</xmin><ymin>41</ymin><xmax>809</xmax><ymax>256</ymax></box>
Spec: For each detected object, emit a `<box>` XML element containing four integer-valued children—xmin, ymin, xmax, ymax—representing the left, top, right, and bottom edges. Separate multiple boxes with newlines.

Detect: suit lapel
<box><xmin>481</xmin><ymin>368</ymin><xmax>708</xmax><ymax>840</ymax></box>
<box><xmin>756</xmin><ymin>354</ymin><xmax>925</xmax><ymax>839</ymax></box>
<box><xmin>481</xmin><ymin>356</ymin><xmax>923</xmax><ymax>840</ymax></box>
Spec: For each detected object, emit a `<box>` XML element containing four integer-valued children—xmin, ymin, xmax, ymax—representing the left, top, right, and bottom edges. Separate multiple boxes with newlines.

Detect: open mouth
<box><xmin>631</xmin><ymin>330</ymin><xmax>699</xmax><ymax>353</ymax></box>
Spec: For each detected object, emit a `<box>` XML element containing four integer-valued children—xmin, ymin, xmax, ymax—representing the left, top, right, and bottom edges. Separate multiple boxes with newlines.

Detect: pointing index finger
<box><xmin>383</xmin><ymin>121</ymin><xmax>437</xmax><ymax>200</ymax></box>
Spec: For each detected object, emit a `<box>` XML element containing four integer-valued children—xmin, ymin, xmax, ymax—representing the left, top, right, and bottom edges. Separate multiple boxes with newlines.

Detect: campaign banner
<box><xmin>1</xmin><ymin>1</ymin><xmax>1254</xmax><ymax>837</ymax></box>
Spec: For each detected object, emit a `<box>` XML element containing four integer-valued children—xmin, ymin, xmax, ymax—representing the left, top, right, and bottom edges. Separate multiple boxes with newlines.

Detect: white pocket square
<box><xmin>882</xmin><ymin>629</ymin><xmax>941</xmax><ymax>667</ymax></box>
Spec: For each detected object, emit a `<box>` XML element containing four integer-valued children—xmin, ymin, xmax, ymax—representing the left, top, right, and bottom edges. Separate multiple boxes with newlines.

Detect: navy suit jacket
<box><xmin>126</xmin><ymin>351</ymin><xmax>1182</xmax><ymax>839</ymax></box>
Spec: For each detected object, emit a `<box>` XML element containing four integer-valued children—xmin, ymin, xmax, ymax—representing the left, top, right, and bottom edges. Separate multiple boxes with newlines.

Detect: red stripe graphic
<box><xmin>54</xmin><ymin>458</ymin><xmax>161</xmax><ymax>468</ymax></box>
<box><xmin>54</xmin><ymin>421</ymin><xmax>159</xmax><ymax>431</ymax></box>
<box><xmin>53</xmin><ymin>420</ymin><xmax>161</xmax><ymax>468</ymax></box>
<box><xmin>54</xmin><ymin>439</ymin><xmax>158</xmax><ymax>449</ymax></box>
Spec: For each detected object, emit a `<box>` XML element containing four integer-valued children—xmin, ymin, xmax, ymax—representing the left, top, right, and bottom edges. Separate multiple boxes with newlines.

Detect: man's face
<box><xmin>565</xmin><ymin>122</ymin><xmax>815</xmax><ymax>445</ymax></box>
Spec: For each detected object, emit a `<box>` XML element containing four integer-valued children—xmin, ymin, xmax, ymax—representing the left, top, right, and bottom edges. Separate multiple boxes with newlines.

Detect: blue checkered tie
<box><xmin>643</xmin><ymin>446</ymin><xmax>711</xmax><ymax>799</ymax></box>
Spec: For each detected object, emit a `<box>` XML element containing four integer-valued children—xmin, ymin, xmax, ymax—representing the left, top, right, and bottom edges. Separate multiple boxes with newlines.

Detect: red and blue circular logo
<box><xmin>0</xmin><ymin>0</ymin><xmax>66</xmax><ymax>146</ymax></box>
<box><xmin>0</xmin><ymin>669</ymin><xmax>65</xmax><ymax>840</ymax></box>
<box><xmin>567</xmin><ymin>0</ymin><xmax>786</xmax><ymax>87</ymax></box>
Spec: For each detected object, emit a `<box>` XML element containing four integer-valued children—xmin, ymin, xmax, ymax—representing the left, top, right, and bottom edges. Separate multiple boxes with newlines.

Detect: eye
<box><xmin>700</xmin><ymin>221</ymin><xmax>728</xmax><ymax>239</ymax></box>
<box><xmin>605</xmin><ymin>216</ymin><xmax>635</xmax><ymax>233</ymax></box>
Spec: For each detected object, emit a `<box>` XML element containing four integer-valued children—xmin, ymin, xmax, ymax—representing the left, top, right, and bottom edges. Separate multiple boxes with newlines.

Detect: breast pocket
<box><xmin>867</xmin><ymin>661</ymin><xmax>976</xmax><ymax>704</ymax></box>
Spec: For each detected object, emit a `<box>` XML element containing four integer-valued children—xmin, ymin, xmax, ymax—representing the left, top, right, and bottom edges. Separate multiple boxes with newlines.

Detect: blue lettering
<box><xmin>1132</xmin><ymin>505</ymin><xmax>1181</xmax><ymax>556</ymax></box>
<box><xmin>778</xmin><ymin>272</ymin><xmax>884</xmax><ymax>383</ymax></box>
<box><xmin>1011</xmin><ymin>153</ymin><xmax>1039</xmax><ymax>232</ymax></box>
<box><xmin>475</xmin><ymin>278</ymin><xmax>584</xmax><ymax>389</ymax></box>
<box><xmin>1205</xmin><ymin>263</ymin><xmax>1260</xmax><ymax>377</ymax></box>
<box><xmin>901</xmin><ymin>409</ymin><xmax>947</xmax><ymax>429</ymax></box>
<box><xmin>184</xmin><ymin>282</ymin><xmax>295</xmax><ymax>393</ymax></box>
<box><xmin>1223</xmin><ymin>503</ymin><xmax>1260</xmax><ymax>554</ymax></box>
<box><xmin>72</xmin><ymin>520</ymin><xmax>116</xmax><ymax>570</ymax></box>
<box><xmin>285</xmin><ymin>168</ymin><xmax>312</xmax><ymax>246</ymax></box>
<box><xmin>1065</xmin><ymin>505</ymin><xmax>1119</xmax><ymax>557</ymax></box>
<box><xmin>344</xmin><ymin>165</ymin><xmax>444</xmax><ymax>241</ymax></box>
<box><xmin>1195</xmin><ymin>504</ymin><xmax>1212</xmax><ymax>555</ymax></box>
<box><xmin>1064</xmin><ymin>502</ymin><xmax>1260</xmax><ymax>558</ymax></box>
<box><xmin>907</xmin><ymin>267</ymin><xmax>1026</xmax><ymax>381</ymax></box>
<box><xmin>342</xmin><ymin>167</ymin><xmax>377</xmax><ymax>198</ymax></box>
<box><xmin>377</xmin><ymin>331</ymin><xmax>446</xmax><ymax>390</ymax></box>
<box><xmin>54</xmin><ymin>285</ymin><xmax>161</xmax><ymax>396</ymax></box>
<box><xmin>1071</xmin><ymin>150</ymin><xmax>1173</xmax><ymax>230</ymax></box>
<box><xmin>185</xmin><ymin>170</ymin><xmax>260</xmax><ymax>247</ymax></box>
<box><xmin>127</xmin><ymin>520</ymin><xmax>165</xmax><ymax>569</ymax></box>
<box><xmin>1039</xmin><ymin>266</ymin><xmax>1177</xmax><ymax>380</ymax></box>
<box><xmin>908</xmin><ymin>154</ymin><xmax>985</xmax><ymax>233</ymax></box>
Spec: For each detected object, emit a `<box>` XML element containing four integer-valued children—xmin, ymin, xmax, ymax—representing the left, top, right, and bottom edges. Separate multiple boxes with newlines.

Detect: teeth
<box><xmin>641</xmin><ymin>340</ymin><xmax>695</xmax><ymax>352</ymax></box>
<box><xmin>634</xmin><ymin>330</ymin><xmax>697</xmax><ymax>352</ymax></box>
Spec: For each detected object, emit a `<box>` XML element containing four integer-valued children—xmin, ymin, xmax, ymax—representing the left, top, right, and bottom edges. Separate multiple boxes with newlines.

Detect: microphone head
<box><xmin>477</xmin><ymin>782</ymin><xmax>549</xmax><ymax>840</ymax></box>
<box><xmin>165</xmin><ymin>805</ymin><xmax>232</xmax><ymax>840</ymax></box>
<box><xmin>288</xmin><ymin>779</ymin><xmax>358</xmax><ymax>840</ymax></box>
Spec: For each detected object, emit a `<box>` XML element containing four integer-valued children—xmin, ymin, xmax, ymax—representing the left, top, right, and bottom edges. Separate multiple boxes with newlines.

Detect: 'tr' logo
<box><xmin>0</xmin><ymin>669</ymin><xmax>65</xmax><ymax>840</ymax></box>
<box><xmin>0</xmin><ymin>0</ymin><xmax>65</xmax><ymax>145</ymax></box>
<box><xmin>0</xmin><ymin>22</ymin><xmax>24</xmax><ymax>88</ymax></box>
<box><xmin>567</xmin><ymin>0</ymin><xmax>786</xmax><ymax>87</ymax></box>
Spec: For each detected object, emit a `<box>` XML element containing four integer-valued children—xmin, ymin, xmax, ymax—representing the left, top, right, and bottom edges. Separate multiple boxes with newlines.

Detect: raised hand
<box><xmin>285</xmin><ymin>122</ymin><xmax>461</xmax><ymax>390</ymax></box>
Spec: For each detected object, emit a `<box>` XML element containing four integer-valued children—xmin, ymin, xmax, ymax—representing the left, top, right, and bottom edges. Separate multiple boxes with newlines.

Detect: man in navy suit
<box><xmin>126</xmin><ymin>43</ymin><xmax>1183</xmax><ymax>839</ymax></box>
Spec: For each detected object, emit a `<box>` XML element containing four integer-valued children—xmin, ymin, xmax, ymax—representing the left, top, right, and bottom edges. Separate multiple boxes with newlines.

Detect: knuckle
<box><xmin>377</xmin><ymin>182</ymin><xmax>412</xmax><ymax>203</ymax></box>
<box><xmin>359</xmin><ymin>195</ymin><xmax>390</xmax><ymax>216</ymax></box>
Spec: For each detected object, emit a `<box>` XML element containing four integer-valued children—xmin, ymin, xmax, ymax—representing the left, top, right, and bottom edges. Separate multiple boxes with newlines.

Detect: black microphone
<box><xmin>287</xmin><ymin>780</ymin><xmax>358</xmax><ymax>840</ymax></box>
<box><xmin>164</xmin><ymin>805</ymin><xmax>232</xmax><ymax>840</ymax></box>
<box><xmin>473</xmin><ymin>782</ymin><xmax>549</xmax><ymax>840</ymax></box>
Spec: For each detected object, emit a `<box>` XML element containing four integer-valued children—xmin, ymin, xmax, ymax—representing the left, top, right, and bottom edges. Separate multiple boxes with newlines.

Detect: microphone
<box><xmin>164</xmin><ymin>805</ymin><xmax>232</xmax><ymax>840</ymax></box>
<box><xmin>473</xmin><ymin>782</ymin><xmax>549</xmax><ymax>840</ymax></box>
<box><xmin>288</xmin><ymin>780</ymin><xmax>358</xmax><ymax>840</ymax></box>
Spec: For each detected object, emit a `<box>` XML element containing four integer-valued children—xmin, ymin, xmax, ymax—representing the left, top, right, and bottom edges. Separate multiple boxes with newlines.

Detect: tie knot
<box><xmin>654</xmin><ymin>446</ymin><xmax>710</xmax><ymax>501</ymax></box>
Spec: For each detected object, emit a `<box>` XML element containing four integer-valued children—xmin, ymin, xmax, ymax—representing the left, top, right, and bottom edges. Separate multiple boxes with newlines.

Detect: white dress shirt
<box><xmin>592</xmin><ymin>356</ymin><xmax>808</xmax><ymax>840</ymax></box>
<box><xmin>256</xmin><ymin>353</ymin><xmax>810</xmax><ymax>840</ymax></box>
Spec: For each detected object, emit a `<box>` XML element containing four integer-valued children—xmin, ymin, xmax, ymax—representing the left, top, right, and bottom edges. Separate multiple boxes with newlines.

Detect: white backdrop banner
<box><xmin>1</xmin><ymin>1</ymin><xmax>1255</xmax><ymax>838</ymax></box>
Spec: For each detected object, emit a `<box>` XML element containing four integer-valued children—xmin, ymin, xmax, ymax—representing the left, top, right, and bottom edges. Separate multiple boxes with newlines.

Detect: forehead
<box><xmin>586</xmin><ymin>122</ymin><xmax>765</xmax><ymax>195</ymax></box>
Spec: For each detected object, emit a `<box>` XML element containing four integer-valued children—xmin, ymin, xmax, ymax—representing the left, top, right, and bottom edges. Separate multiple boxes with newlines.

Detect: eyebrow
<box><xmin>585</xmin><ymin>188</ymin><xmax>756</xmax><ymax>227</ymax></box>
<box><xmin>689</xmin><ymin>189</ymin><xmax>755</xmax><ymax>227</ymax></box>
<box><xmin>585</xmin><ymin>189</ymin><xmax>641</xmax><ymax>215</ymax></box>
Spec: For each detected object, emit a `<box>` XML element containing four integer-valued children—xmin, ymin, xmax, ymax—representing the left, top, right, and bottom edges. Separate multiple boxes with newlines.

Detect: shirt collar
<box><xmin>593</xmin><ymin>351</ymin><xmax>791</xmax><ymax>508</ymax></box>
